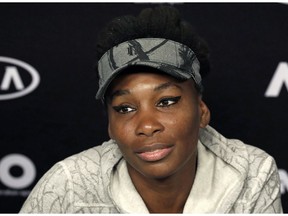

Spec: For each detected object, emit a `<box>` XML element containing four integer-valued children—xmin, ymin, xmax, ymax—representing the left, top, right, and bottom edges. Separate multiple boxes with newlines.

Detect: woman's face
<box><xmin>107</xmin><ymin>70</ymin><xmax>210</xmax><ymax>180</ymax></box>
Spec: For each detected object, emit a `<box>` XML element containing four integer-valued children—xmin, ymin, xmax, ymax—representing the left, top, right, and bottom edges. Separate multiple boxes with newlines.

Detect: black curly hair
<box><xmin>95</xmin><ymin>5</ymin><xmax>210</xmax><ymax>79</ymax></box>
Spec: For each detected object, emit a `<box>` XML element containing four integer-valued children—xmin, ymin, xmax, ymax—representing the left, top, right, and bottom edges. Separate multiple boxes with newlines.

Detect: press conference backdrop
<box><xmin>0</xmin><ymin>3</ymin><xmax>287</xmax><ymax>213</ymax></box>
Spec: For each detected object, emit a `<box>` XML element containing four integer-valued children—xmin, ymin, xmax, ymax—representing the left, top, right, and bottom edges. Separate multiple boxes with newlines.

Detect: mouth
<box><xmin>135</xmin><ymin>143</ymin><xmax>174</xmax><ymax>162</ymax></box>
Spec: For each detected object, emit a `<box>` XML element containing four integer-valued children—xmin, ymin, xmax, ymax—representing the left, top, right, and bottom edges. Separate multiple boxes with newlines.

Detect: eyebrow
<box><xmin>154</xmin><ymin>82</ymin><xmax>182</xmax><ymax>92</ymax></box>
<box><xmin>109</xmin><ymin>81</ymin><xmax>182</xmax><ymax>101</ymax></box>
<box><xmin>110</xmin><ymin>89</ymin><xmax>130</xmax><ymax>99</ymax></box>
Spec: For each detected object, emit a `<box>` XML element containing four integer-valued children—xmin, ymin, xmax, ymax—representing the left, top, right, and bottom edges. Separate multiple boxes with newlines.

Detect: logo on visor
<box><xmin>128</xmin><ymin>45</ymin><xmax>135</xmax><ymax>56</ymax></box>
<box><xmin>0</xmin><ymin>56</ymin><xmax>40</xmax><ymax>100</ymax></box>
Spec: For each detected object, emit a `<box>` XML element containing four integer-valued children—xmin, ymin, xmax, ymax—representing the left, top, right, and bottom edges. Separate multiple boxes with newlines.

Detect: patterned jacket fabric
<box><xmin>19</xmin><ymin>125</ymin><xmax>283</xmax><ymax>213</ymax></box>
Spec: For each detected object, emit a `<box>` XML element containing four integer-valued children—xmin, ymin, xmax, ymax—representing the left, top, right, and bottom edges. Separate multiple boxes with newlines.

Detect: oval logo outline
<box><xmin>0</xmin><ymin>56</ymin><xmax>40</xmax><ymax>100</ymax></box>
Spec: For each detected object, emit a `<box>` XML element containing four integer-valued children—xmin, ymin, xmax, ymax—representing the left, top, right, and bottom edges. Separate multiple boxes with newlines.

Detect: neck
<box><xmin>127</xmin><ymin>155</ymin><xmax>197</xmax><ymax>213</ymax></box>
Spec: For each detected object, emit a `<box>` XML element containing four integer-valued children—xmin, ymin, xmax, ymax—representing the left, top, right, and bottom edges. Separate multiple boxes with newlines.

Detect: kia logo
<box><xmin>0</xmin><ymin>56</ymin><xmax>40</xmax><ymax>100</ymax></box>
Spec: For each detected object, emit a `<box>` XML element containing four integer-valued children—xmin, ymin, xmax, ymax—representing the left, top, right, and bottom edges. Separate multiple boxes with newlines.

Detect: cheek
<box><xmin>109</xmin><ymin>122</ymin><xmax>132</xmax><ymax>157</ymax></box>
<box><xmin>108</xmin><ymin>115</ymin><xmax>133</xmax><ymax>143</ymax></box>
<box><xmin>178</xmin><ymin>118</ymin><xmax>199</xmax><ymax>143</ymax></box>
<box><xmin>166</xmin><ymin>106</ymin><xmax>201</xmax><ymax>139</ymax></box>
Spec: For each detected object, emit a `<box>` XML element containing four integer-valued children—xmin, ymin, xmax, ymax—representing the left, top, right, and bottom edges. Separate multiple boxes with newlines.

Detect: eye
<box><xmin>157</xmin><ymin>96</ymin><xmax>181</xmax><ymax>107</ymax></box>
<box><xmin>112</xmin><ymin>105</ymin><xmax>136</xmax><ymax>114</ymax></box>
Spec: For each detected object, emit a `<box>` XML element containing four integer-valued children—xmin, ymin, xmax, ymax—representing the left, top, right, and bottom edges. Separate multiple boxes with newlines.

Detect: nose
<box><xmin>135</xmin><ymin>110</ymin><xmax>164</xmax><ymax>137</ymax></box>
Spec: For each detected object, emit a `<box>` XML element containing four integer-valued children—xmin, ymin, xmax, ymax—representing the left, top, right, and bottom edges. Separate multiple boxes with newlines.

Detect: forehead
<box><xmin>107</xmin><ymin>67</ymin><xmax>183</xmax><ymax>93</ymax></box>
<box><xmin>105</xmin><ymin>67</ymin><xmax>197</xmax><ymax>103</ymax></box>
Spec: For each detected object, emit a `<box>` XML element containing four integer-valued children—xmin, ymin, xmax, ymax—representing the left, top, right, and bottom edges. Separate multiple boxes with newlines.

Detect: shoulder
<box><xmin>199</xmin><ymin>125</ymin><xmax>276</xmax><ymax>175</ymax></box>
<box><xmin>20</xmin><ymin>140</ymin><xmax>122</xmax><ymax>213</ymax></box>
<box><xmin>60</xmin><ymin>139</ymin><xmax>122</xmax><ymax>172</ymax></box>
<box><xmin>199</xmin><ymin>126</ymin><xmax>282</xmax><ymax>213</ymax></box>
<box><xmin>53</xmin><ymin>139</ymin><xmax>123</xmax><ymax>193</ymax></box>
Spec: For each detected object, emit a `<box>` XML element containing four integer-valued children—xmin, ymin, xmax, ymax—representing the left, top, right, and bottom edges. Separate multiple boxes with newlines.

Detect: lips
<box><xmin>135</xmin><ymin>143</ymin><xmax>174</xmax><ymax>162</ymax></box>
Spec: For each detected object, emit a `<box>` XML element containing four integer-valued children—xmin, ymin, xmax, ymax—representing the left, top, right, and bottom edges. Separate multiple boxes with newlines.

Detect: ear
<box><xmin>199</xmin><ymin>99</ymin><xmax>211</xmax><ymax>128</ymax></box>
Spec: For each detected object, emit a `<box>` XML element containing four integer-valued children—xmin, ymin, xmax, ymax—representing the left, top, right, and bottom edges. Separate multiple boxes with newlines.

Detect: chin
<box><xmin>137</xmin><ymin>164</ymin><xmax>177</xmax><ymax>180</ymax></box>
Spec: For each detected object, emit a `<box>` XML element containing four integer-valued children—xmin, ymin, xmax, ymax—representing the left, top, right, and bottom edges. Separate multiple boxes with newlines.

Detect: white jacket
<box><xmin>19</xmin><ymin>126</ymin><xmax>283</xmax><ymax>213</ymax></box>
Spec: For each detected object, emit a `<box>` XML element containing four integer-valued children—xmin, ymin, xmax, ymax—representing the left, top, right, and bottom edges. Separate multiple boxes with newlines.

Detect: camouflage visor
<box><xmin>96</xmin><ymin>38</ymin><xmax>202</xmax><ymax>100</ymax></box>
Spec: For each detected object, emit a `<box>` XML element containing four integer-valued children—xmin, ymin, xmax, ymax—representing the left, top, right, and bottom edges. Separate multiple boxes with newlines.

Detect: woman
<box><xmin>20</xmin><ymin>6</ymin><xmax>282</xmax><ymax>213</ymax></box>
